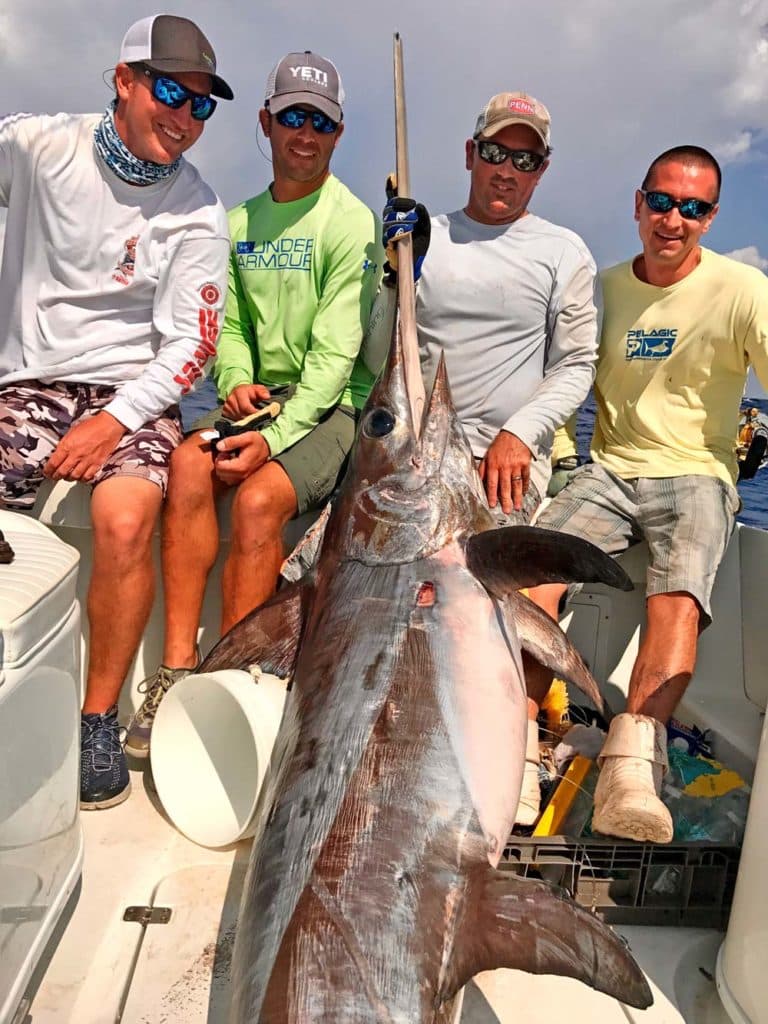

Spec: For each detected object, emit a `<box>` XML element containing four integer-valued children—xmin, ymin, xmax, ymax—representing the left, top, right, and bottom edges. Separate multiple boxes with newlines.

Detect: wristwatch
<box><xmin>553</xmin><ymin>455</ymin><xmax>580</xmax><ymax>472</ymax></box>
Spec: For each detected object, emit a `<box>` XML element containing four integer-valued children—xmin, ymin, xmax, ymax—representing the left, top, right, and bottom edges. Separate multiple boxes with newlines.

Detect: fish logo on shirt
<box><xmin>625</xmin><ymin>328</ymin><xmax>677</xmax><ymax>360</ymax></box>
<box><xmin>113</xmin><ymin>236</ymin><xmax>139</xmax><ymax>286</ymax></box>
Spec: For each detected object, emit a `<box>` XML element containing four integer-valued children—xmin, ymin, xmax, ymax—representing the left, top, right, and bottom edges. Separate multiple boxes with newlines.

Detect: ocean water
<box><xmin>183</xmin><ymin>382</ymin><xmax>768</xmax><ymax>532</ymax></box>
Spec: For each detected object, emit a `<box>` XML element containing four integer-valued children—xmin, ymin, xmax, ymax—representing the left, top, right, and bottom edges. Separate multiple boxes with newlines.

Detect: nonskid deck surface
<box><xmin>28</xmin><ymin>765</ymin><xmax>729</xmax><ymax>1024</ymax></box>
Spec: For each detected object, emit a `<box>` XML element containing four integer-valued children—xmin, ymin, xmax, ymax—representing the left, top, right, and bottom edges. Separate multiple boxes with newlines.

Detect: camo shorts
<box><xmin>0</xmin><ymin>380</ymin><xmax>182</xmax><ymax>510</ymax></box>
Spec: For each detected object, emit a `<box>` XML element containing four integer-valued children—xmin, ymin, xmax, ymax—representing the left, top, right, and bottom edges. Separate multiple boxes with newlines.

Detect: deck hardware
<box><xmin>123</xmin><ymin>906</ymin><xmax>172</xmax><ymax>926</ymax></box>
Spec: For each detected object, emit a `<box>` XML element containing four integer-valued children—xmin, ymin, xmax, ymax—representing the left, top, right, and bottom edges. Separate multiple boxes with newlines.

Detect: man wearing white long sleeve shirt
<box><xmin>0</xmin><ymin>14</ymin><xmax>232</xmax><ymax>810</ymax></box>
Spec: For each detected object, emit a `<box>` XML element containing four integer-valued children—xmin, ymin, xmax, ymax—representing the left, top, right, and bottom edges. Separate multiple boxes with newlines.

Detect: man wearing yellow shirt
<box><xmin>528</xmin><ymin>145</ymin><xmax>768</xmax><ymax>843</ymax></box>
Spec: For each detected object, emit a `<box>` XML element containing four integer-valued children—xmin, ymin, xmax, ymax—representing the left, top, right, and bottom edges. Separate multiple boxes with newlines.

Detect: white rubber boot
<box><xmin>516</xmin><ymin>719</ymin><xmax>541</xmax><ymax>826</ymax></box>
<box><xmin>592</xmin><ymin>713</ymin><xmax>673</xmax><ymax>843</ymax></box>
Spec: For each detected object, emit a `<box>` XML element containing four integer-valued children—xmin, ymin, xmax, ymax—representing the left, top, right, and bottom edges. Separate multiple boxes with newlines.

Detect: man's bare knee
<box><xmin>526</xmin><ymin>582</ymin><xmax>567</xmax><ymax>619</ymax></box>
<box><xmin>231</xmin><ymin>468</ymin><xmax>296</xmax><ymax>545</ymax></box>
<box><xmin>92</xmin><ymin>500</ymin><xmax>158</xmax><ymax>556</ymax></box>
<box><xmin>91</xmin><ymin>477</ymin><xmax>161</xmax><ymax>560</ymax></box>
<box><xmin>233</xmin><ymin>483</ymin><xmax>284</xmax><ymax>535</ymax></box>
<box><xmin>168</xmin><ymin>436</ymin><xmax>216</xmax><ymax>494</ymax></box>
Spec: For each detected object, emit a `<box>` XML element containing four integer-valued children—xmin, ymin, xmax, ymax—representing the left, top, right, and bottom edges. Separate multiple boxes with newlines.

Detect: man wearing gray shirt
<box><xmin>370</xmin><ymin>91</ymin><xmax>600</xmax><ymax>824</ymax></box>
<box><xmin>373</xmin><ymin>91</ymin><xmax>599</xmax><ymax>519</ymax></box>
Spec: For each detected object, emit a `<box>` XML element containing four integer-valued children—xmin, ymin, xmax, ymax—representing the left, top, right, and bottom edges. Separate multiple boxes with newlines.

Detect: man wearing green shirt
<box><xmin>125</xmin><ymin>50</ymin><xmax>381</xmax><ymax>757</ymax></box>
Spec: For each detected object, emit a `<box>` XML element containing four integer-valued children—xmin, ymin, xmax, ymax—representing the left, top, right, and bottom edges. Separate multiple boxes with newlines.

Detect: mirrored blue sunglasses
<box><xmin>275</xmin><ymin>106</ymin><xmax>339</xmax><ymax>134</ymax></box>
<box><xmin>137</xmin><ymin>65</ymin><xmax>217</xmax><ymax>121</ymax></box>
<box><xmin>640</xmin><ymin>190</ymin><xmax>715</xmax><ymax>221</ymax></box>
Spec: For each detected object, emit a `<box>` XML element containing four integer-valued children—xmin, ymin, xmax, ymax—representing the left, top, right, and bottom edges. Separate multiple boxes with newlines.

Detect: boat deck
<box><xmin>26</xmin><ymin>763</ymin><xmax>731</xmax><ymax>1024</ymax></box>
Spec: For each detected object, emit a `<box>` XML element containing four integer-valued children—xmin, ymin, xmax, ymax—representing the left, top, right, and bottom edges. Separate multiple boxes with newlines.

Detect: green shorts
<box><xmin>275</xmin><ymin>405</ymin><xmax>357</xmax><ymax>515</ymax></box>
<box><xmin>191</xmin><ymin>399</ymin><xmax>357</xmax><ymax>516</ymax></box>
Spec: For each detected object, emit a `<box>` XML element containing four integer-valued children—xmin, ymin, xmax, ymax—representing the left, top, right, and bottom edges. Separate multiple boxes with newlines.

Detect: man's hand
<box><xmin>214</xmin><ymin>431</ymin><xmax>270</xmax><ymax>486</ymax></box>
<box><xmin>44</xmin><ymin>411</ymin><xmax>127</xmax><ymax>482</ymax></box>
<box><xmin>382</xmin><ymin>197</ymin><xmax>431</xmax><ymax>284</ymax></box>
<box><xmin>478</xmin><ymin>430</ymin><xmax>532</xmax><ymax>514</ymax></box>
<box><xmin>222</xmin><ymin>383</ymin><xmax>272</xmax><ymax>421</ymax></box>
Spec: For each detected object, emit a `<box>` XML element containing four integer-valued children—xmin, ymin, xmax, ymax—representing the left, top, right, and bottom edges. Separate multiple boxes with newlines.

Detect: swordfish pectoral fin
<box><xmin>198</xmin><ymin>578</ymin><xmax>311</xmax><ymax>676</ymax></box>
<box><xmin>503</xmin><ymin>591</ymin><xmax>605</xmax><ymax>714</ymax></box>
<box><xmin>466</xmin><ymin>525</ymin><xmax>633</xmax><ymax>593</ymax></box>
<box><xmin>441</xmin><ymin>869</ymin><xmax>653</xmax><ymax>1010</ymax></box>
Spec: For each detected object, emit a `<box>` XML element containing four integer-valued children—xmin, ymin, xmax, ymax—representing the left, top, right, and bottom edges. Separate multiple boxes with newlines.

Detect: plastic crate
<box><xmin>500</xmin><ymin>835</ymin><xmax>740</xmax><ymax>928</ymax></box>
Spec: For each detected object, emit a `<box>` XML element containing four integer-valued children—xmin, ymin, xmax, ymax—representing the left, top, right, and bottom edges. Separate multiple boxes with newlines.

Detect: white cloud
<box><xmin>726</xmin><ymin>244</ymin><xmax>768</xmax><ymax>270</ymax></box>
<box><xmin>3</xmin><ymin>0</ymin><xmax>768</xmax><ymax>267</ymax></box>
<box><xmin>713</xmin><ymin>131</ymin><xmax>754</xmax><ymax>164</ymax></box>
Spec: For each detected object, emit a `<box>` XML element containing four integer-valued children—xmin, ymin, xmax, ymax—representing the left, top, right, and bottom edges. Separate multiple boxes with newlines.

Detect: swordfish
<box><xmin>201</xmin><ymin>331</ymin><xmax>652</xmax><ymax>1021</ymax></box>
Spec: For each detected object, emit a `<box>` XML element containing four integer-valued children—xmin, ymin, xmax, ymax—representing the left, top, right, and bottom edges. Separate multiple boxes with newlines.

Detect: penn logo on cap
<box><xmin>508</xmin><ymin>98</ymin><xmax>535</xmax><ymax>116</ymax></box>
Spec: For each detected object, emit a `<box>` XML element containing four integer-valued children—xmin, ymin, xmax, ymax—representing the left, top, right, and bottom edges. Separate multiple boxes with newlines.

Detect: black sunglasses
<box><xmin>274</xmin><ymin>106</ymin><xmax>339</xmax><ymax>134</ymax></box>
<box><xmin>136</xmin><ymin>64</ymin><xmax>216</xmax><ymax>121</ymax></box>
<box><xmin>640</xmin><ymin>190</ymin><xmax>716</xmax><ymax>221</ymax></box>
<box><xmin>475</xmin><ymin>140</ymin><xmax>546</xmax><ymax>173</ymax></box>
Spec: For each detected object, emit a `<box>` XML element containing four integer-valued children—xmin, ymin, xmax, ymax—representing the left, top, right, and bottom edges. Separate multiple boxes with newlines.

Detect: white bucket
<box><xmin>150</xmin><ymin>669</ymin><xmax>287</xmax><ymax>848</ymax></box>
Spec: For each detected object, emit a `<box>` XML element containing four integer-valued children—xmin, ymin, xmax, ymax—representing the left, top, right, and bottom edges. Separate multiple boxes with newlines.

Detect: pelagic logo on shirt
<box><xmin>625</xmin><ymin>328</ymin><xmax>678</xmax><ymax>360</ymax></box>
<box><xmin>236</xmin><ymin>238</ymin><xmax>314</xmax><ymax>271</ymax></box>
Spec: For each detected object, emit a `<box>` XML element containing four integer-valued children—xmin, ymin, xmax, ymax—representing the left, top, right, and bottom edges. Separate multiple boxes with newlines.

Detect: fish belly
<box><xmin>232</xmin><ymin>554</ymin><xmax>527</xmax><ymax>1023</ymax></box>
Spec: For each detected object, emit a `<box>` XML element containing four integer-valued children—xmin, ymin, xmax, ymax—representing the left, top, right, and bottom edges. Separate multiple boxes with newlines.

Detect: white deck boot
<box><xmin>515</xmin><ymin>719</ymin><xmax>541</xmax><ymax>826</ymax></box>
<box><xmin>592</xmin><ymin>712</ymin><xmax>674</xmax><ymax>843</ymax></box>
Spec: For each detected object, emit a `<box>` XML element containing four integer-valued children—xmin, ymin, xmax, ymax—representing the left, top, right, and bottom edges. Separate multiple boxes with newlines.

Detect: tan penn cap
<box><xmin>473</xmin><ymin>92</ymin><xmax>551</xmax><ymax>150</ymax></box>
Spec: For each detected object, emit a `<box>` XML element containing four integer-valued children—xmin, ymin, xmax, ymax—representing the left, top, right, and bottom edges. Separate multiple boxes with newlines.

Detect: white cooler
<box><xmin>0</xmin><ymin>511</ymin><xmax>83</xmax><ymax>1024</ymax></box>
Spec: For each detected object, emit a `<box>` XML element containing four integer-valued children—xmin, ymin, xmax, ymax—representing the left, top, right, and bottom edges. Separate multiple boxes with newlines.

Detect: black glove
<box><xmin>382</xmin><ymin>196</ymin><xmax>430</xmax><ymax>285</ymax></box>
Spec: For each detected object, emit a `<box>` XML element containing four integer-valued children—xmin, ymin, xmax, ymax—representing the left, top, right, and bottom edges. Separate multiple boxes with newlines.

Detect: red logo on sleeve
<box><xmin>172</xmin><ymin>306</ymin><xmax>220</xmax><ymax>394</ymax></box>
<box><xmin>199</xmin><ymin>282</ymin><xmax>221</xmax><ymax>306</ymax></box>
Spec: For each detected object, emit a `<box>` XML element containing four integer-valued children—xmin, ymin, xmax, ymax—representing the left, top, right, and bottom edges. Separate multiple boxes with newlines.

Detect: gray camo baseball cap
<box><xmin>265</xmin><ymin>51</ymin><xmax>344</xmax><ymax>121</ymax></box>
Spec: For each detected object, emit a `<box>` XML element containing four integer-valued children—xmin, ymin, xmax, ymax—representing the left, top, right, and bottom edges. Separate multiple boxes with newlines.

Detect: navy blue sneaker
<box><xmin>80</xmin><ymin>705</ymin><xmax>131</xmax><ymax>810</ymax></box>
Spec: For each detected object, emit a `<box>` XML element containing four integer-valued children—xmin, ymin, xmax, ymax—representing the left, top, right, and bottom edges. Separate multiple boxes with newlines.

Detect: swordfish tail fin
<box><xmin>441</xmin><ymin>869</ymin><xmax>653</xmax><ymax>1010</ymax></box>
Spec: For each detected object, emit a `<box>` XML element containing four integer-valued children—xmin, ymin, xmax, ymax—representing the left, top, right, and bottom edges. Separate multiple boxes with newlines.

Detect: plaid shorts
<box><xmin>534</xmin><ymin>462</ymin><xmax>740</xmax><ymax>625</ymax></box>
<box><xmin>0</xmin><ymin>380</ymin><xmax>182</xmax><ymax>510</ymax></box>
<box><xmin>486</xmin><ymin>480</ymin><xmax>541</xmax><ymax>527</ymax></box>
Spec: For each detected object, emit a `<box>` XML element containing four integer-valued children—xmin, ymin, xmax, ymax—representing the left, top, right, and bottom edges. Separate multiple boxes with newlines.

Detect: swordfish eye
<box><xmin>363</xmin><ymin>408</ymin><xmax>396</xmax><ymax>439</ymax></box>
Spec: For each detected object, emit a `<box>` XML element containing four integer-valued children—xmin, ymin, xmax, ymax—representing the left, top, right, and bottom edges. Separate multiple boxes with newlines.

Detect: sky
<box><xmin>3</xmin><ymin>0</ymin><xmax>768</xmax><ymax>397</ymax></box>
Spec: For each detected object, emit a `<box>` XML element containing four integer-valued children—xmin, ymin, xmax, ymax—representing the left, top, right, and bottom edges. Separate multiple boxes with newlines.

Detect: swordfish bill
<box><xmin>206</xmin><ymin>327</ymin><xmax>651</xmax><ymax>1020</ymax></box>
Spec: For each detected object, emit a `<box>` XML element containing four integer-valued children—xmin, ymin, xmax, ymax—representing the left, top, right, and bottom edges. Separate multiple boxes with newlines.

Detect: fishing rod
<box><xmin>392</xmin><ymin>32</ymin><xmax>426</xmax><ymax>434</ymax></box>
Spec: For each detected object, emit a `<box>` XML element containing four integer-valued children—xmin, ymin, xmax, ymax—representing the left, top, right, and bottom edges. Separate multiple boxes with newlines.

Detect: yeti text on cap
<box><xmin>292</xmin><ymin>65</ymin><xmax>329</xmax><ymax>88</ymax></box>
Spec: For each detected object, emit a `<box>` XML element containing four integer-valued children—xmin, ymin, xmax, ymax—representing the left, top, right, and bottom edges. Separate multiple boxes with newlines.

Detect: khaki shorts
<box><xmin>0</xmin><ymin>379</ymin><xmax>181</xmax><ymax>510</ymax></box>
<box><xmin>192</xmin><ymin>399</ymin><xmax>357</xmax><ymax>516</ymax></box>
<box><xmin>534</xmin><ymin>462</ymin><xmax>740</xmax><ymax>625</ymax></box>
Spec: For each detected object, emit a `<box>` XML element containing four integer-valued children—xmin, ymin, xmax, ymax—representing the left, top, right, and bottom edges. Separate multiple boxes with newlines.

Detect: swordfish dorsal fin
<box><xmin>440</xmin><ymin>869</ymin><xmax>653</xmax><ymax>1010</ymax></box>
<box><xmin>502</xmin><ymin>590</ymin><xmax>605</xmax><ymax>713</ymax></box>
<box><xmin>466</xmin><ymin>525</ymin><xmax>634</xmax><ymax>594</ymax></box>
<box><xmin>199</xmin><ymin>578</ymin><xmax>311</xmax><ymax>677</ymax></box>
